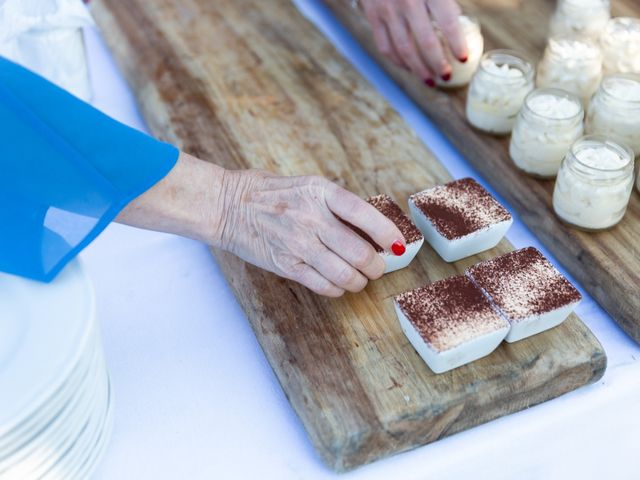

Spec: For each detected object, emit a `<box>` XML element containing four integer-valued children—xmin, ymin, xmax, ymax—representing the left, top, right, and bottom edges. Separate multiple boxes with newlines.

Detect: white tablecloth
<box><xmin>82</xmin><ymin>2</ymin><xmax>640</xmax><ymax>478</ymax></box>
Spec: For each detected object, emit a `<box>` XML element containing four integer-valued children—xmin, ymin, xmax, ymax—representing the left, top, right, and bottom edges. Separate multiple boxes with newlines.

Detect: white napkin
<box><xmin>0</xmin><ymin>0</ymin><xmax>95</xmax><ymax>101</ymax></box>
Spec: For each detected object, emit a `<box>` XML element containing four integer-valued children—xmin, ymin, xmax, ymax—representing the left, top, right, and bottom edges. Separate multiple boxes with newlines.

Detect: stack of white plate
<box><xmin>0</xmin><ymin>259</ymin><xmax>113</xmax><ymax>479</ymax></box>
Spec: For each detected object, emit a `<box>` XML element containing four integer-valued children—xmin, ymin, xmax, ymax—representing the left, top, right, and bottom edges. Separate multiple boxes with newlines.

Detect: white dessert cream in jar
<box><xmin>466</xmin><ymin>50</ymin><xmax>534</xmax><ymax>135</ymax></box>
<box><xmin>586</xmin><ymin>74</ymin><xmax>640</xmax><ymax>156</ymax></box>
<box><xmin>436</xmin><ymin>15</ymin><xmax>484</xmax><ymax>88</ymax></box>
<box><xmin>553</xmin><ymin>135</ymin><xmax>634</xmax><ymax>230</ymax></box>
<box><xmin>549</xmin><ymin>0</ymin><xmax>610</xmax><ymax>40</ymax></box>
<box><xmin>536</xmin><ymin>36</ymin><xmax>602</xmax><ymax>106</ymax></box>
<box><xmin>601</xmin><ymin>17</ymin><xmax>640</xmax><ymax>75</ymax></box>
<box><xmin>510</xmin><ymin>88</ymin><xmax>584</xmax><ymax>178</ymax></box>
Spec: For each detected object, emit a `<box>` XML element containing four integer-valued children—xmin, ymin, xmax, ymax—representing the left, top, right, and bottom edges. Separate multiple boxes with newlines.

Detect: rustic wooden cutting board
<box><xmin>323</xmin><ymin>0</ymin><xmax>640</xmax><ymax>344</ymax></box>
<box><xmin>92</xmin><ymin>0</ymin><xmax>606</xmax><ymax>471</ymax></box>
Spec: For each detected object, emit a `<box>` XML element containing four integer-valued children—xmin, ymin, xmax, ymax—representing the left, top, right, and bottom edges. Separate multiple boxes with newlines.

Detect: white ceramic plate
<box><xmin>0</xmin><ymin>345</ymin><xmax>102</xmax><ymax>476</ymax></box>
<box><xmin>0</xmin><ymin>259</ymin><xmax>96</xmax><ymax>435</ymax></box>
<box><xmin>0</xmin><ymin>331</ymin><xmax>97</xmax><ymax>454</ymax></box>
<box><xmin>29</xmin><ymin>361</ymin><xmax>106</xmax><ymax>480</ymax></box>
<box><xmin>75</xmin><ymin>377</ymin><xmax>114</xmax><ymax>480</ymax></box>
<box><xmin>42</xmin><ymin>364</ymin><xmax>112</xmax><ymax>480</ymax></box>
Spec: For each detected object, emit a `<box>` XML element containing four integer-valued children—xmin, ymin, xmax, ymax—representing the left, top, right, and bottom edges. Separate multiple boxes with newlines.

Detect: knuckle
<box><xmin>284</xmin><ymin>237</ymin><xmax>309</xmax><ymax>260</ymax></box>
<box><xmin>422</xmin><ymin>35</ymin><xmax>440</xmax><ymax>51</ymax></box>
<box><xmin>336</xmin><ymin>265</ymin><xmax>359</xmax><ymax>287</ymax></box>
<box><xmin>369</xmin><ymin>262</ymin><xmax>385</xmax><ymax>280</ymax></box>
<box><xmin>325</xmin><ymin>287</ymin><xmax>345</xmax><ymax>298</ymax></box>
<box><xmin>356</xmin><ymin>277</ymin><xmax>369</xmax><ymax>292</ymax></box>
<box><xmin>286</xmin><ymin>262</ymin><xmax>307</xmax><ymax>281</ymax></box>
<box><xmin>310</xmin><ymin>276</ymin><xmax>340</xmax><ymax>297</ymax></box>
<box><xmin>353</xmin><ymin>247</ymin><xmax>376</xmax><ymax>270</ymax></box>
<box><xmin>441</xmin><ymin>17</ymin><xmax>459</xmax><ymax>32</ymax></box>
<box><xmin>246</xmin><ymin>188</ymin><xmax>263</xmax><ymax>203</ymax></box>
<box><xmin>396</xmin><ymin>40</ymin><xmax>414</xmax><ymax>56</ymax></box>
<box><xmin>379</xmin><ymin>2</ymin><xmax>395</xmax><ymax>17</ymax></box>
<box><xmin>310</xmin><ymin>175</ymin><xmax>328</xmax><ymax>185</ymax></box>
<box><xmin>301</xmin><ymin>175</ymin><xmax>325</xmax><ymax>190</ymax></box>
<box><xmin>329</xmin><ymin>186</ymin><xmax>350</xmax><ymax>206</ymax></box>
<box><xmin>349</xmin><ymin>274</ymin><xmax>368</xmax><ymax>292</ymax></box>
<box><xmin>305</xmin><ymin>245</ymin><xmax>324</xmax><ymax>267</ymax></box>
<box><xmin>246</xmin><ymin>167</ymin><xmax>264</xmax><ymax>176</ymax></box>
<box><xmin>428</xmin><ymin>53</ymin><xmax>447</xmax><ymax>72</ymax></box>
<box><xmin>310</xmin><ymin>176</ymin><xmax>334</xmax><ymax>199</ymax></box>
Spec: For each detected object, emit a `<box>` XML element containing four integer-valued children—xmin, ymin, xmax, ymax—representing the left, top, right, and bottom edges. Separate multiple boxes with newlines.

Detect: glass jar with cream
<box><xmin>586</xmin><ymin>74</ymin><xmax>640</xmax><ymax>157</ymax></box>
<box><xmin>600</xmin><ymin>17</ymin><xmax>640</xmax><ymax>75</ymax></box>
<box><xmin>553</xmin><ymin>135</ymin><xmax>634</xmax><ymax>230</ymax></box>
<box><xmin>436</xmin><ymin>15</ymin><xmax>484</xmax><ymax>88</ymax></box>
<box><xmin>549</xmin><ymin>0</ymin><xmax>610</xmax><ymax>40</ymax></box>
<box><xmin>510</xmin><ymin>89</ymin><xmax>584</xmax><ymax>178</ymax></box>
<box><xmin>466</xmin><ymin>50</ymin><xmax>534</xmax><ymax>135</ymax></box>
<box><xmin>536</xmin><ymin>36</ymin><xmax>602</xmax><ymax>106</ymax></box>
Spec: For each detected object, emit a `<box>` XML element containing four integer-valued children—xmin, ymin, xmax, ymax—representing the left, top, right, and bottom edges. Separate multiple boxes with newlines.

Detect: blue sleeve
<box><xmin>0</xmin><ymin>56</ymin><xmax>179</xmax><ymax>282</ymax></box>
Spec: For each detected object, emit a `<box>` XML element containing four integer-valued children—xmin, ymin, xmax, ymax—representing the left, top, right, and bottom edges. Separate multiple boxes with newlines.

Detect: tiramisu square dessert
<box><xmin>409</xmin><ymin>178</ymin><xmax>513</xmax><ymax>262</ymax></box>
<box><xmin>362</xmin><ymin>194</ymin><xmax>424</xmax><ymax>273</ymax></box>
<box><xmin>394</xmin><ymin>275</ymin><xmax>510</xmax><ymax>374</ymax></box>
<box><xmin>466</xmin><ymin>247</ymin><xmax>582</xmax><ymax>343</ymax></box>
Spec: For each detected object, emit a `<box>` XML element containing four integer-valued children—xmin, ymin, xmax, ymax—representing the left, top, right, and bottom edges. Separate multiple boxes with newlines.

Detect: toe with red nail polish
<box><xmin>442</xmin><ymin>72</ymin><xmax>452</xmax><ymax>82</ymax></box>
<box><xmin>424</xmin><ymin>78</ymin><xmax>436</xmax><ymax>88</ymax></box>
<box><xmin>459</xmin><ymin>55</ymin><xmax>469</xmax><ymax>63</ymax></box>
<box><xmin>391</xmin><ymin>240</ymin><xmax>406</xmax><ymax>256</ymax></box>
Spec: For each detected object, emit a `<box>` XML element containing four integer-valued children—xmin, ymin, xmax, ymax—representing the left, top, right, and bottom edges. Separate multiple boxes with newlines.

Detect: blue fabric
<box><xmin>0</xmin><ymin>56</ymin><xmax>179</xmax><ymax>282</ymax></box>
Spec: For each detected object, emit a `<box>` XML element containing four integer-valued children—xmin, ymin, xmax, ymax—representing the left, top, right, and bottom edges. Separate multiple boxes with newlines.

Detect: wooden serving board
<box><xmin>323</xmin><ymin>0</ymin><xmax>640</xmax><ymax>344</ymax></box>
<box><xmin>92</xmin><ymin>0</ymin><xmax>606</xmax><ymax>471</ymax></box>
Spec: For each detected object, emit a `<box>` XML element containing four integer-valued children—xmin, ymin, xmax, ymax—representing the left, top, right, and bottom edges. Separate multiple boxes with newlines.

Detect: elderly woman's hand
<box><xmin>359</xmin><ymin>0</ymin><xmax>468</xmax><ymax>86</ymax></box>
<box><xmin>117</xmin><ymin>152</ymin><xmax>406</xmax><ymax>297</ymax></box>
<box><xmin>215</xmin><ymin>169</ymin><xmax>405</xmax><ymax>297</ymax></box>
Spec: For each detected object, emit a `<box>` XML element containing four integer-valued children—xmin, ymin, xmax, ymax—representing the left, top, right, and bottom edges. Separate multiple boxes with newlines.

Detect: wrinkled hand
<box><xmin>360</xmin><ymin>0</ymin><xmax>468</xmax><ymax>85</ymax></box>
<box><xmin>215</xmin><ymin>169</ymin><xmax>405</xmax><ymax>297</ymax></box>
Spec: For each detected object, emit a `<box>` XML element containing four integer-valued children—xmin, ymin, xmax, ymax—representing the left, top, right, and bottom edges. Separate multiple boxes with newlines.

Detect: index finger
<box><xmin>405</xmin><ymin>0</ymin><xmax>450</xmax><ymax>78</ymax></box>
<box><xmin>325</xmin><ymin>184</ymin><xmax>406</xmax><ymax>253</ymax></box>
<box><xmin>428</xmin><ymin>0</ymin><xmax>468</xmax><ymax>61</ymax></box>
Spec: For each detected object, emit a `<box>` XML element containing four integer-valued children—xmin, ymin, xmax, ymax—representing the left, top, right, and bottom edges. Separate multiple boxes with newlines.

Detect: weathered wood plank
<box><xmin>92</xmin><ymin>0</ymin><xmax>606</xmax><ymax>471</ymax></box>
<box><xmin>323</xmin><ymin>0</ymin><xmax>640</xmax><ymax>343</ymax></box>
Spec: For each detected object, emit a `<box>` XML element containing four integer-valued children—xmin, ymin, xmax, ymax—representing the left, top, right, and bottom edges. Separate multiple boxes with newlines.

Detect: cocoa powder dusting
<box><xmin>410</xmin><ymin>178</ymin><xmax>511</xmax><ymax>240</ymax></box>
<box><xmin>353</xmin><ymin>195</ymin><xmax>423</xmax><ymax>253</ymax></box>
<box><xmin>466</xmin><ymin>247</ymin><xmax>582</xmax><ymax>321</ymax></box>
<box><xmin>395</xmin><ymin>275</ymin><xmax>508</xmax><ymax>352</ymax></box>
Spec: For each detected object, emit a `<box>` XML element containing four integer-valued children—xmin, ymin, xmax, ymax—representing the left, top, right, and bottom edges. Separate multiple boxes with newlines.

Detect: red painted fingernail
<box><xmin>442</xmin><ymin>72</ymin><xmax>452</xmax><ymax>82</ymax></box>
<box><xmin>424</xmin><ymin>78</ymin><xmax>436</xmax><ymax>88</ymax></box>
<box><xmin>391</xmin><ymin>240</ymin><xmax>406</xmax><ymax>256</ymax></box>
<box><xmin>459</xmin><ymin>55</ymin><xmax>469</xmax><ymax>63</ymax></box>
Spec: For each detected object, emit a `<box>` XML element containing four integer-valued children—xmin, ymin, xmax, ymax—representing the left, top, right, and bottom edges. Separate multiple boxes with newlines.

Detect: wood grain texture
<box><xmin>91</xmin><ymin>0</ymin><xmax>606</xmax><ymax>471</ymax></box>
<box><xmin>323</xmin><ymin>0</ymin><xmax>640</xmax><ymax>344</ymax></box>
